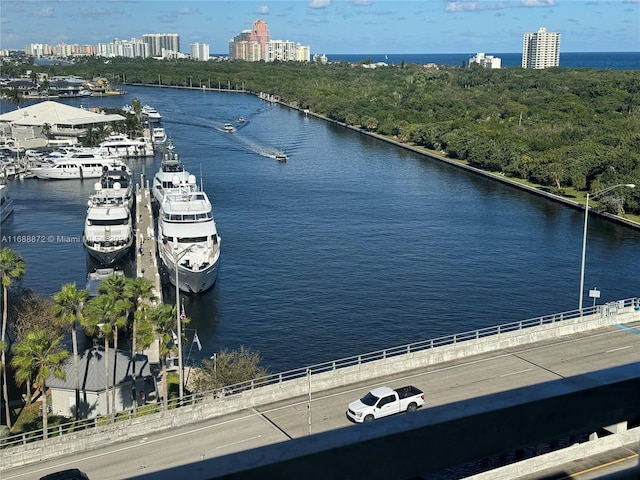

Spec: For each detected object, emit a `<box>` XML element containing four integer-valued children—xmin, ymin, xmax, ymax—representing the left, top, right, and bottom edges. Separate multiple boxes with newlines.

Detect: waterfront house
<box><xmin>47</xmin><ymin>347</ymin><xmax>155</xmax><ymax>419</ymax></box>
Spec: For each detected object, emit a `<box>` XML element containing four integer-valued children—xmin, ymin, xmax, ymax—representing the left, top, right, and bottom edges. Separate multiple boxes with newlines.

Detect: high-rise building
<box><xmin>522</xmin><ymin>27</ymin><xmax>560</xmax><ymax>69</ymax></box>
<box><xmin>250</xmin><ymin>19</ymin><xmax>270</xmax><ymax>59</ymax></box>
<box><xmin>229</xmin><ymin>20</ymin><xmax>309</xmax><ymax>62</ymax></box>
<box><xmin>469</xmin><ymin>53</ymin><xmax>501</xmax><ymax>69</ymax></box>
<box><xmin>229</xmin><ymin>20</ymin><xmax>270</xmax><ymax>61</ymax></box>
<box><xmin>143</xmin><ymin>33</ymin><xmax>180</xmax><ymax>57</ymax></box>
<box><xmin>191</xmin><ymin>43</ymin><xmax>210</xmax><ymax>61</ymax></box>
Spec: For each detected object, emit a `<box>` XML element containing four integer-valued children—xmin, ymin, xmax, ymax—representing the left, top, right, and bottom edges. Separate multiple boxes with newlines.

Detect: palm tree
<box><xmin>83</xmin><ymin>294</ymin><xmax>127</xmax><ymax>416</ymax></box>
<box><xmin>52</xmin><ymin>283</ymin><xmax>88</xmax><ymax>420</ymax></box>
<box><xmin>5</xmin><ymin>89</ymin><xmax>24</xmax><ymax>106</ymax></box>
<box><xmin>97</xmin><ymin>274</ymin><xmax>134</xmax><ymax>412</ymax></box>
<box><xmin>123</xmin><ymin>277</ymin><xmax>156</xmax><ymax>411</ymax></box>
<box><xmin>0</xmin><ymin>247</ymin><xmax>26</xmax><ymax>430</ymax></box>
<box><xmin>147</xmin><ymin>303</ymin><xmax>179</xmax><ymax>411</ymax></box>
<box><xmin>11</xmin><ymin>331</ymin><xmax>68</xmax><ymax>440</ymax></box>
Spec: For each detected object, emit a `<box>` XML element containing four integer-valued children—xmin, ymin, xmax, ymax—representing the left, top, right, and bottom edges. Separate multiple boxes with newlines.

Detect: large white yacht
<box><xmin>142</xmin><ymin>105</ymin><xmax>162</xmax><ymax>121</ymax></box>
<box><xmin>152</xmin><ymin>139</ymin><xmax>197</xmax><ymax>205</ymax></box>
<box><xmin>98</xmin><ymin>133</ymin><xmax>154</xmax><ymax>159</ymax></box>
<box><xmin>0</xmin><ymin>184</ymin><xmax>14</xmax><ymax>223</ymax></box>
<box><xmin>82</xmin><ymin>182</ymin><xmax>134</xmax><ymax>266</ymax></box>
<box><xmin>30</xmin><ymin>151</ymin><xmax>127</xmax><ymax>180</ymax></box>
<box><xmin>152</xmin><ymin>127</ymin><xmax>167</xmax><ymax>145</ymax></box>
<box><xmin>157</xmin><ymin>186</ymin><xmax>221</xmax><ymax>294</ymax></box>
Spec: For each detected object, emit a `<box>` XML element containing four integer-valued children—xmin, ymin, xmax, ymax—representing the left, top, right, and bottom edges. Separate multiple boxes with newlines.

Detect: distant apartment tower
<box><xmin>265</xmin><ymin>40</ymin><xmax>297</xmax><ymax>62</ymax></box>
<box><xmin>191</xmin><ymin>43</ymin><xmax>210</xmax><ymax>61</ymax></box>
<box><xmin>522</xmin><ymin>27</ymin><xmax>560</xmax><ymax>69</ymax></box>
<box><xmin>98</xmin><ymin>38</ymin><xmax>148</xmax><ymax>58</ymax></box>
<box><xmin>469</xmin><ymin>53</ymin><xmax>501</xmax><ymax>69</ymax></box>
<box><xmin>143</xmin><ymin>33</ymin><xmax>180</xmax><ymax>57</ymax></box>
<box><xmin>229</xmin><ymin>20</ymin><xmax>270</xmax><ymax>61</ymax></box>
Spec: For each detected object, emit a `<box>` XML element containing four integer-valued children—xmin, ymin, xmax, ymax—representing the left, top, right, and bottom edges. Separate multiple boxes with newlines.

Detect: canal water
<box><xmin>1</xmin><ymin>87</ymin><xmax>639</xmax><ymax>373</ymax></box>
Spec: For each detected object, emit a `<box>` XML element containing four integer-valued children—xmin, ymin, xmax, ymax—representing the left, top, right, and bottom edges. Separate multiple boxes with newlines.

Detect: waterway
<box><xmin>1</xmin><ymin>87</ymin><xmax>640</xmax><ymax>373</ymax></box>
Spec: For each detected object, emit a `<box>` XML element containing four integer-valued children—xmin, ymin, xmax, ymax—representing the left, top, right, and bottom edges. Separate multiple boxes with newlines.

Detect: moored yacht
<box><xmin>98</xmin><ymin>133</ymin><xmax>154</xmax><ymax>159</ymax></box>
<box><xmin>142</xmin><ymin>105</ymin><xmax>162</xmax><ymax>121</ymax></box>
<box><xmin>83</xmin><ymin>182</ymin><xmax>134</xmax><ymax>266</ymax></box>
<box><xmin>152</xmin><ymin>127</ymin><xmax>167</xmax><ymax>145</ymax></box>
<box><xmin>157</xmin><ymin>187</ymin><xmax>221</xmax><ymax>294</ymax></box>
<box><xmin>0</xmin><ymin>184</ymin><xmax>14</xmax><ymax>223</ymax></box>
<box><xmin>151</xmin><ymin>139</ymin><xmax>197</xmax><ymax>205</ymax></box>
<box><xmin>30</xmin><ymin>151</ymin><xmax>127</xmax><ymax>180</ymax></box>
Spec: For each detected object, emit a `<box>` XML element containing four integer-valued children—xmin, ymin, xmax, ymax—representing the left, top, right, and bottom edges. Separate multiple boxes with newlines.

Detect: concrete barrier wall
<box><xmin>2</xmin><ymin>308</ymin><xmax>639</xmax><ymax>470</ymax></box>
<box><xmin>464</xmin><ymin>426</ymin><xmax>640</xmax><ymax>480</ymax></box>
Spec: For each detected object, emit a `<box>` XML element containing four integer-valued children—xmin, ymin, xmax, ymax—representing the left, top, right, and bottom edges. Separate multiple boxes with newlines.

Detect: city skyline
<box><xmin>1</xmin><ymin>1</ymin><xmax>639</xmax><ymax>55</ymax></box>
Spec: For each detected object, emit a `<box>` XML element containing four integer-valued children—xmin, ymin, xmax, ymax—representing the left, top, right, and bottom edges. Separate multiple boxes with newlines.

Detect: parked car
<box><xmin>346</xmin><ymin>385</ymin><xmax>425</xmax><ymax>423</ymax></box>
<box><xmin>39</xmin><ymin>468</ymin><xmax>90</xmax><ymax>480</ymax></box>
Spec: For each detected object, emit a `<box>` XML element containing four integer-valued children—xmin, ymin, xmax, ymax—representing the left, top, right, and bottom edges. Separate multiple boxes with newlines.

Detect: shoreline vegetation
<box><xmin>4</xmin><ymin>57</ymin><xmax>640</xmax><ymax>223</ymax></box>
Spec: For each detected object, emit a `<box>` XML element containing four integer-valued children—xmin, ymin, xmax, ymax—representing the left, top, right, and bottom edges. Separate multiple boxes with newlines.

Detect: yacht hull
<box><xmin>160</xmin><ymin>250</ymin><xmax>220</xmax><ymax>294</ymax></box>
<box><xmin>83</xmin><ymin>236</ymin><xmax>133</xmax><ymax>266</ymax></box>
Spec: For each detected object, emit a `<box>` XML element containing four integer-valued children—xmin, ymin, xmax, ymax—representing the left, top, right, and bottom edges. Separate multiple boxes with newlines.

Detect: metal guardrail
<box><xmin>2</xmin><ymin>297</ymin><xmax>639</xmax><ymax>449</ymax></box>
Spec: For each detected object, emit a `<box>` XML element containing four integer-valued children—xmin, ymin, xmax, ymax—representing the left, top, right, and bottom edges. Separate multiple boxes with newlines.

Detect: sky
<box><xmin>1</xmin><ymin>0</ymin><xmax>639</xmax><ymax>54</ymax></box>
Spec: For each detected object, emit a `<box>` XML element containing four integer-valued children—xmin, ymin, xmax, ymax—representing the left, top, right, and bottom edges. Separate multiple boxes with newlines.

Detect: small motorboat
<box><xmin>275</xmin><ymin>153</ymin><xmax>287</xmax><ymax>162</ymax></box>
<box><xmin>223</xmin><ymin>123</ymin><xmax>235</xmax><ymax>133</ymax></box>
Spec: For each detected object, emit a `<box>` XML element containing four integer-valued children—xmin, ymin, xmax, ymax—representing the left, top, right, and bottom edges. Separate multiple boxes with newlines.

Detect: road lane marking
<box><xmin>215</xmin><ymin>434</ymin><xmax>262</xmax><ymax>450</ymax></box>
<box><xmin>500</xmin><ymin>368</ymin><xmax>532</xmax><ymax>377</ymax></box>
<box><xmin>555</xmin><ymin>453</ymin><xmax>638</xmax><ymax>479</ymax></box>
<box><xmin>605</xmin><ymin>345</ymin><xmax>633</xmax><ymax>353</ymax></box>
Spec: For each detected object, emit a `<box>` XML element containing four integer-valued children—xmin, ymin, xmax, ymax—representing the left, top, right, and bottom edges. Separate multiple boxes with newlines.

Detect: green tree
<box><xmin>83</xmin><ymin>293</ymin><xmax>128</xmax><ymax>416</ymax></box>
<box><xmin>11</xmin><ymin>331</ymin><xmax>68</xmax><ymax>439</ymax></box>
<box><xmin>123</xmin><ymin>277</ymin><xmax>156</xmax><ymax>412</ymax></box>
<box><xmin>52</xmin><ymin>283</ymin><xmax>88</xmax><ymax>420</ymax></box>
<box><xmin>191</xmin><ymin>347</ymin><xmax>268</xmax><ymax>394</ymax></box>
<box><xmin>147</xmin><ymin>303</ymin><xmax>188</xmax><ymax>410</ymax></box>
<box><xmin>4</xmin><ymin>89</ymin><xmax>24</xmax><ymax>106</ymax></box>
<box><xmin>0</xmin><ymin>247</ymin><xmax>26</xmax><ymax>429</ymax></box>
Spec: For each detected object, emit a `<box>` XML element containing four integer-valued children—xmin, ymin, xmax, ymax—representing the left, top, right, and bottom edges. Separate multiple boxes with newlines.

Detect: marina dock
<box><xmin>135</xmin><ymin>179</ymin><xmax>162</xmax><ymax>301</ymax></box>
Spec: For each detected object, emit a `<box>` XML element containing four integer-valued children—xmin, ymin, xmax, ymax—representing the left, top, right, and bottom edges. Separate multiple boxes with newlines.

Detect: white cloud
<box><xmin>352</xmin><ymin>0</ymin><xmax>373</xmax><ymax>5</ymax></box>
<box><xmin>520</xmin><ymin>0</ymin><xmax>555</xmax><ymax>6</ymax></box>
<box><xmin>256</xmin><ymin>5</ymin><xmax>270</xmax><ymax>15</ymax></box>
<box><xmin>445</xmin><ymin>0</ymin><xmax>555</xmax><ymax>12</ymax></box>
<box><xmin>308</xmin><ymin>0</ymin><xmax>331</xmax><ymax>9</ymax></box>
<box><xmin>35</xmin><ymin>7</ymin><xmax>55</xmax><ymax>18</ymax></box>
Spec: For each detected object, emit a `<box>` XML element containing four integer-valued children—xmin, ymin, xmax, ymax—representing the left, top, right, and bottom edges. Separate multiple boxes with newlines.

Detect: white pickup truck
<box><xmin>346</xmin><ymin>385</ymin><xmax>425</xmax><ymax>423</ymax></box>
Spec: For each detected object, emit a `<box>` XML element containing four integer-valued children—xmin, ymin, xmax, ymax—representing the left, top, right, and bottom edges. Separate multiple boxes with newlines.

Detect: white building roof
<box><xmin>0</xmin><ymin>100</ymin><xmax>125</xmax><ymax>127</ymax></box>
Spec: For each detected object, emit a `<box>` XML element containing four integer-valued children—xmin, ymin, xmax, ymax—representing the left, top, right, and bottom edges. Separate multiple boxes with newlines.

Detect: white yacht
<box><xmin>158</xmin><ymin>187</ymin><xmax>221</xmax><ymax>294</ymax></box>
<box><xmin>30</xmin><ymin>151</ymin><xmax>127</xmax><ymax>180</ymax></box>
<box><xmin>151</xmin><ymin>140</ymin><xmax>197</xmax><ymax>205</ymax></box>
<box><xmin>82</xmin><ymin>183</ymin><xmax>134</xmax><ymax>266</ymax></box>
<box><xmin>85</xmin><ymin>268</ymin><xmax>125</xmax><ymax>297</ymax></box>
<box><xmin>223</xmin><ymin>123</ymin><xmax>235</xmax><ymax>133</ymax></box>
<box><xmin>142</xmin><ymin>105</ymin><xmax>162</xmax><ymax>121</ymax></box>
<box><xmin>0</xmin><ymin>184</ymin><xmax>14</xmax><ymax>223</ymax></box>
<box><xmin>98</xmin><ymin>133</ymin><xmax>154</xmax><ymax>159</ymax></box>
<box><xmin>152</xmin><ymin>127</ymin><xmax>167</xmax><ymax>145</ymax></box>
<box><xmin>99</xmin><ymin>164</ymin><xmax>134</xmax><ymax>210</ymax></box>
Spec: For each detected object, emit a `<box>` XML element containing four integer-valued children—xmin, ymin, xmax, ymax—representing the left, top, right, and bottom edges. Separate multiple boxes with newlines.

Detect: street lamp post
<box><xmin>172</xmin><ymin>245</ymin><xmax>195</xmax><ymax>403</ymax></box>
<box><xmin>579</xmin><ymin>183</ymin><xmax>635</xmax><ymax>311</ymax></box>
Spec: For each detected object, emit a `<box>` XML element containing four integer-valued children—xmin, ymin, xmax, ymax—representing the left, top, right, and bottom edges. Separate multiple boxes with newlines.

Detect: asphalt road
<box><xmin>4</xmin><ymin>321</ymin><xmax>640</xmax><ymax>480</ymax></box>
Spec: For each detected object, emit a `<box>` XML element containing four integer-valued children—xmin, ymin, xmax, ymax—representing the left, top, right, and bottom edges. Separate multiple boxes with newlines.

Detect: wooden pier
<box><xmin>135</xmin><ymin>179</ymin><xmax>162</xmax><ymax>301</ymax></box>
